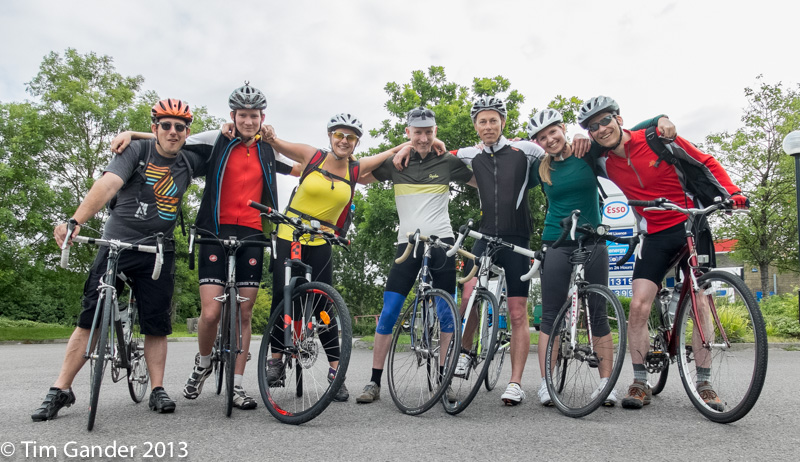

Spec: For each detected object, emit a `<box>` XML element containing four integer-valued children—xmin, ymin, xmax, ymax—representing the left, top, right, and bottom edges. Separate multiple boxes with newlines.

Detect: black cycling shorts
<box><xmin>463</xmin><ymin>234</ymin><xmax>531</xmax><ymax>298</ymax></box>
<box><xmin>198</xmin><ymin>224</ymin><xmax>267</xmax><ymax>288</ymax></box>
<box><xmin>633</xmin><ymin>223</ymin><xmax>687</xmax><ymax>284</ymax></box>
<box><xmin>79</xmin><ymin>247</ymin><xmax>176</xmax><ymax>337</ymax></box>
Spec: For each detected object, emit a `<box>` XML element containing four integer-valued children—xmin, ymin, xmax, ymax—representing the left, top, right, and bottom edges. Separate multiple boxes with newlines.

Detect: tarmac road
<box><xmin>3</xmin><ymin>339</ymin><xmax>799</xmax><ymax>461</ymax></box>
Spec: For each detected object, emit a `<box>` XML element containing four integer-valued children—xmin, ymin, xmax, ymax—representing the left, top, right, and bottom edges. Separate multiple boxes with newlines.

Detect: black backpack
<box><xmin>644</xmin><ymin>127</ymin><xmax>723</xmax><ymax>268</ymax></box>
<box><xmin>644</xmin><ymin>127</ymin><xmax>731</xmax><ymax>208</ymax></box>
<box><xmin>285</xmin><ymin>150</ymin><xmax>359</xmax><ymax>237</ymax></box>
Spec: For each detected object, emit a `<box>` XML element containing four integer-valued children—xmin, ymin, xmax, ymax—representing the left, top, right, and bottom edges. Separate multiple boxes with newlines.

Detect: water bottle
<box><xmin>487</xmin><ymin>302</ymin><xmax>493</xmax><ymax>327</ymax></box>
<box><xmin>667</xmin><ymin>282</ymin><xmax>682</xmax><ymax>324</ymax></box>
<box><xmin>119</xmin><ymin>303</ymin><xmax>131</xmax><ymax>338</ymax></box>
<box><xmin>498</xmin><ymin>304</ymin><xmax>508</xmax><ymax>330</ymax></box>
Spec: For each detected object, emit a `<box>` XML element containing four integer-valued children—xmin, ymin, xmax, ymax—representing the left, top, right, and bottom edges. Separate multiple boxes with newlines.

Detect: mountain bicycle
<box><xmin>543</xmin><ymin>210</ymin><xmax>632</xmax><ymax>418</ymax></box>
<box><xmin>386</xmin><ymin>231</ymin><xmax>472</xmax><ymax>415</ymax></box>
<box><xmin>443</xmin><ymin>220</ymin><xmax>539</xmax><ymax>414</ymax></box>
<box><xmin>249</xmin><ymin>201</ymin><xmax>352</xmax><ymax>425</ymax></box>
<box><xmin>629</xmin><ymin>198</ymin><xmax>766</xmax><ymax>423</ymax></box>
<box><xmin>188</xmin><ymin>226</ymin><xmax>271</xmax><ymax>417</ymax></box>
<box><xmin>60</xmin><ymin>219</ymin><xmax>161</xmax><ymax>431</ymax></box>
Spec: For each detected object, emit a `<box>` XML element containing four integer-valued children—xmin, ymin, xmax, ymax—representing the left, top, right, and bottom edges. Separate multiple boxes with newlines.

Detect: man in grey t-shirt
<box><xmin>32</xmin><ymin>99</ymin><xmax>201</xmax><ymax>422</ymax></box>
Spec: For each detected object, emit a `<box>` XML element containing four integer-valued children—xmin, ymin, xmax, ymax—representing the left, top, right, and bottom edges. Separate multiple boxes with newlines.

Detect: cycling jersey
<box><xmin>456</xmin><ymin>136</ymin><xmax>544</xmax><ymax>238</ymax></box>
<box><xmin>278</xmin><ymin>157</ymin><xmax>352</xmax><ymax>246</ymax></box>
<box><xmin>218</xmin><ymin>142</ymin><xmax>264</xmax><ymax>230</ymax></box>
<box><xmin>529</xmin><ymin>155</ymin><xmax>601</xmax><ymax>242</ymax></box>
<box><xmin>186</xmin><ymin>130</ymin><xmax>294</xmax><ymax>235</ymax></box>
<box><xmin>372</xmin><ymin>149</ymin><xmax>473</xmax><ymax>243</ymax></box>
<box><xmin>596</xmin><ymin>130</ymin><xmax>739</xmax><ymax>234</ymax></box>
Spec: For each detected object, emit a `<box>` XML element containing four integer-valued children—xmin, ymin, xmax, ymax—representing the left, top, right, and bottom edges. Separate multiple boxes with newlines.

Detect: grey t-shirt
<box><xmin>103</xmin><ymin>140</ymin><xmax>202</xmax><ymax>247</ymax></box>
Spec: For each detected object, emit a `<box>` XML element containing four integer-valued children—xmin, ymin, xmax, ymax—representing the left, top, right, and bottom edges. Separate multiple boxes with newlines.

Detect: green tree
<box><xmin>334</xmin><ymin>66</ymin><xmax>547</xmax><ymax>315</ymax></box>
<box><xmin>705</xmin><ymin>76</ymin><xmax>800</xmax><ymax>294</ymax></box>
<box><xmin>0</xmin><ymin>48</ymin><xmax>223</xmax><ymax>324</ymax></box>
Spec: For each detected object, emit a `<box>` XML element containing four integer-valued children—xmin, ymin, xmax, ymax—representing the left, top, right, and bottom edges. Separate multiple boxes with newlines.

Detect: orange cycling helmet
<box><xmin>151</xmin><ymin>99</ymin><xmax>193</xmax><ymax>124</ymax></box>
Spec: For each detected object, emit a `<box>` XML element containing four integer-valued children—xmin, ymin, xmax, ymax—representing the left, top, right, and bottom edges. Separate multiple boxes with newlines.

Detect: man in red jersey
<box><xmin>578</xmin><ymin>95</ymin><xmax>747</xmax><ymax>410</ymax></box>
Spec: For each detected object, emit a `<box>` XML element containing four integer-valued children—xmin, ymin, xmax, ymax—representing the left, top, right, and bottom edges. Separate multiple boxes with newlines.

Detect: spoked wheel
<box><xmin>646</xmin><ymin>299</ymin><xmax>671</xmax><ymax>395</ymax></box>
<box><xmin>258</xmin><ymin>282</ymin><xmax>351</xmax><ymax>424</ymax></box>
<box><xmin>387</xmin><ymin>289</ymin><xmax>460</xmax><ymax>415</ymax></box>
<box><xmin>443</xmin><ymin>289</ymin><xmax>498</xmax><ymax>415</ymax></box>
<box><xmin>545</xmin><ymin>284</ymin><xmax>627</xmax><ymax>418</ymax></box>
<box><xmin>127</xmin><ymin>301</ymin><xmax>148</xmax><ymax>403</ymax></box>
<box><xmin>88</xmin><ymin>291</ymin><xmax>114</xmax><ymax>431</ymax></box>
<box><xmin>676</xmin><ymin>271</ymin><xmax>767</xmax><ymax>423</ymax></box>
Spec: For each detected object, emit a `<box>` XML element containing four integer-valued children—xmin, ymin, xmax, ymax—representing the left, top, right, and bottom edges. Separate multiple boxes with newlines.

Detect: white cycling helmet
<box><xmin>577</xmin><ymin>95</ymin><xmax>619</xmax><ymax>129</ymax></box>
<box><xmin>229</xmin><ymin>81</ymin><xmax>267</xmax><ymax>110</ymax></box>
<box><xmin>470</xmin><ymin>96</ymin><xmax>507</xmax><ymax>121</ymax></box>
<box><xmin>527</xmin><ymin>109</ymin><xmax>564</xmax><ymax>139</ymax></box>
<box><xmin>327</xmin><ymin>113</ymin><xmax>363</xmax><ymax>138</ymax></box>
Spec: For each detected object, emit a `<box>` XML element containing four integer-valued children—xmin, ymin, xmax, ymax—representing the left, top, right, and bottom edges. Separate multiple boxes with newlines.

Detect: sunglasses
<box><xmin>331</xmin><ymin>131</ymin><xmax>359</xmax><ymax>143</ymax></box>
<box><xmin>587</xmin><ymin>114</ymin><xmax>615</xmax><ymax>133</ymax></box>
<box><xmin>156</xmin><ymin>121</ymin><xmax>188</xmax><ymax>132</ymax></box>
<box><xmin>409</xmin><ymin>108</ymin><xmax>435</xmax><ymax>118</ymax></box>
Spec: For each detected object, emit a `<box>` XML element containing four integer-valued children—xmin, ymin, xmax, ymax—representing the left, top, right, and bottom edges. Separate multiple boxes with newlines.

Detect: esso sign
<box><xmin>603</xmin><ymin>201</ymin><xmax>629</xmax><ymax>220</ymax></box>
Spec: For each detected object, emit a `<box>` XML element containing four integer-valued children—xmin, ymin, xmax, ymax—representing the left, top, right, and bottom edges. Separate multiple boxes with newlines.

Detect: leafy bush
<box><xmin>761</xmin><ymin>292</ymin><xmax>800</xmax><ymax>338</ymax></box>
<box><xmin>251</xmin><ymin>288</ymin><xmax>272</xmax><ymax>335</ymax></box>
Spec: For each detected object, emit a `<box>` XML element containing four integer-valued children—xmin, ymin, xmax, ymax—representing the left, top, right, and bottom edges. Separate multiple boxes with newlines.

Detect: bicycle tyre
<box><xmin>485</xmin><ymin>329</ymin><xmax>509</xmax><ymax>391</ymax></box>
<box><xmin>647</xmin><ymin>300</ymin><xmax>670</xmax><ymax>395</ymax></box>
<box><xmin>675</xmin><ymin>271</ymin><xmax>767</xmax><ymax>423</ymax></box>
<box><xmin>387</xmin><ymin>289</ymin><xmax>460</xmax><ymax>415</ymax></box>
<box><xmin>127</xmin><ymin>299</ymin><xmax>149</xmax><ymax>403</ymax></box>
<box><xmin>443</xmin><ymin>289</ymin><xmax>498</xmax><ymax>415</ymax></box>
<box><xmin>225</xmin><ymin>288</ymin><xmax>237</xmax><ymax>417</ymax></box>
<box><xmin>545</xmin><ymin>284</ymin><xmax>627</xmax><ymax>418</ymax></box>
<box><xmin>88</xmin><ymin>290</ymin><xmax>113</xmax><ymax>431</ymax></box>
<box><xmin>258</xmin><ymin>281</ymin><xmax>352</xmax><ymax>425</ymax></box>
<box><xmin>485</xmin><ymin>283</ymin><xmax>509</xmax><ymax>391</ymax></box>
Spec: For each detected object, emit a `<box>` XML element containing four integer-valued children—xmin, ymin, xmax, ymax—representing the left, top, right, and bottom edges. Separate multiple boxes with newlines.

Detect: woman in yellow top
<box><xmin>262</xmin><ymin>113</ymin><xmax>410</xmax><ymax>402</ymax></box>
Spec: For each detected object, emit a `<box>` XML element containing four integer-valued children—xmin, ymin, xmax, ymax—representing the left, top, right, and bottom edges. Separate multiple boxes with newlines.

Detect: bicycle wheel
<box><xmin>387</xmin><ymin>289</ymin><xmax>460</xmax><ymax>415</ymax></box>
<box><xmin>258</xmin><ymin>281</ymin><xmax>352</xmax><ymax>424</ymax></box>
<box><xmin>88</xmin><ymin>290</ymin><xmax>114</xmax><ymax>431</ymax></box>
<box><xmin>546</xmin><ymin>284</ymin><xmax>627</xmax><ymax>418</ymax></box>
<box><xmin>646</xmin><ymin>300</ymin><xmax>670</xmax><ymax>395</ymax></box>
<box><xmin>225</xmin><ymin>288</ymin><xmax>238</xmax><ymax>417</ymax></box>
<box><xmin>675</xmin><ymin>271</ymin><xmax>767</xmax><ymax>423</ymax></box>
<box><xmin>443</xmin><ymin>289</ymin><xmax>498</xmax><ymax>415</ymax></box>
<box><xmin>485</xmin><ymin>284</ymin><xmax>509</xmax><ymax>391</ymax></box>
<box><xmin>127</xmin><ymin>300</ymin><xmax>149</xmax><ymax>403</ymax></box>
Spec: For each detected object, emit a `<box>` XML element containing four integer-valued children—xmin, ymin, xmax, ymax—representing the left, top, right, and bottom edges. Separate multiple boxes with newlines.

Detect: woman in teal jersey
<box><xmin>527</xmin><ymin>108</ymin><xmax>675</xmax><ymax>407</ymax></box>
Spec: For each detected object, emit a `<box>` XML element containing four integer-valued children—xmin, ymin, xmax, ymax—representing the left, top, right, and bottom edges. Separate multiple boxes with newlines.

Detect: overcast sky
<box><xmin>2</xmin><ymin>0</ymin><xmax>798</xmax><ymax>205</ymax></box>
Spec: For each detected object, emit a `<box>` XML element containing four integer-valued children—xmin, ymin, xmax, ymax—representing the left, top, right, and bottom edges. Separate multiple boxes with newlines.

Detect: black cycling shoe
<box><xmin>31</xmin><ymin>387</ymin><xmax>76</xmax><ymax>422</ymax></box>
<box><xmin>148</xmin><ymin>387</ymin><xmax>176</xmax><ymax>413</ymax></box>
<box><xmin>328</xmin><ymin>369</ymin><xmax>349</xmax><ymax>402</ymax></box>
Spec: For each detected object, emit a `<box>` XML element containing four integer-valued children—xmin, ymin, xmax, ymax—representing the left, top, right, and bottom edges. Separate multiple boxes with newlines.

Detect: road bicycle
<box><xmin>249</xmin><ymin>201</ymin><xmax>352</xmax><ymax>425</ymax></box>
<box><xmin>443</xmin><ymin>220</ymin><xmax>539</xmax><ymax>414</ymax></box>
<box><xmin>188</xmin><ymin>226</ymin><xmax>271</xmax><ymax>417</ymax></box>
<box><xmin>386</xmin><ymin>231</ymin><xmax>472</xmax><ymax>415</ymax></box>
<box><xmin>60</xmin><ymin>219</ymin><xmax>161</xmax><ymax>431</ymax></box>
<box><xmin>543</xmin><ymin>211</ymin><xmax>631</xmax><ymax>418</ymax></box>
<box><xmin>630</xmin><ymin>198</ymin><xmax>766</xmax><ymax>423</ymax></box>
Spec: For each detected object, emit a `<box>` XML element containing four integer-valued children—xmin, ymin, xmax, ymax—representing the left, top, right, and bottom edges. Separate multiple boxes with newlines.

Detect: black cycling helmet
<box><xmin>470</xmin><ymin>96</ymin><xmax>507</xmax><ymax>121</ymax></box>
<box><xmin>576</xmin><ymin>95</ymin><xmax>619</xmax><ymax>129</ymax></box>
<box><xmin>228</xmin><ymin>81</ymin><xmax>267</xmax><ymax>110</ymax></box>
